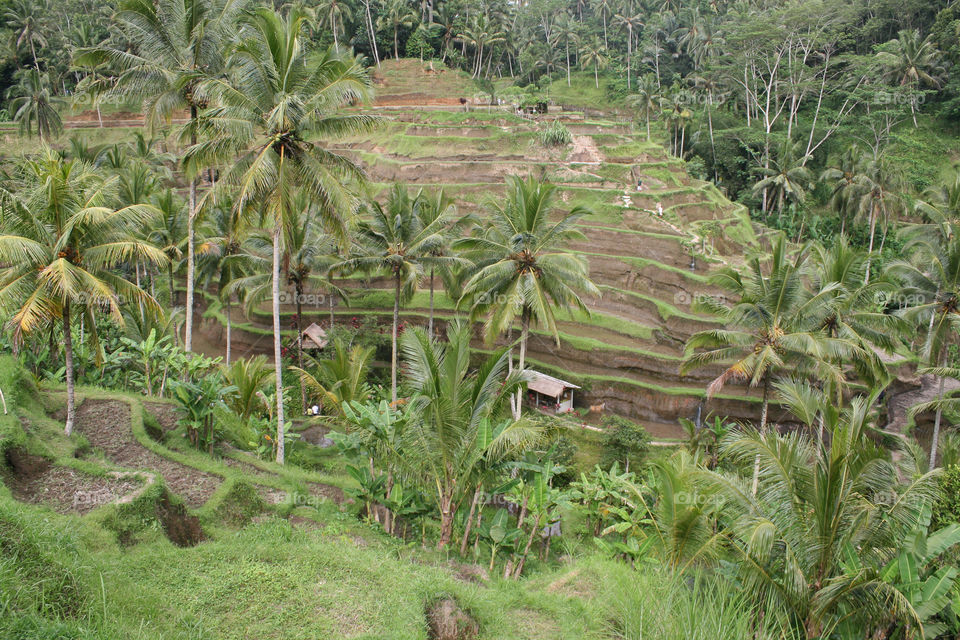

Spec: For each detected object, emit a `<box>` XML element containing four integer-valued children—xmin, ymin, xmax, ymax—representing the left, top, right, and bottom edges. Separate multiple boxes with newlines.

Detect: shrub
<box><xmin>932</xmin><ymin>464</ymin><xmax>960</xmax><ymax>529</ymax></box>
<box><xmin>537</xmin><ymin>120</ymin><xmax>572</xmax><ymax>147</ymax></box>
<box><xmin>599</xmin><ymin>415</ymin><xmax>650</xmax><ymax>472</ymax></box>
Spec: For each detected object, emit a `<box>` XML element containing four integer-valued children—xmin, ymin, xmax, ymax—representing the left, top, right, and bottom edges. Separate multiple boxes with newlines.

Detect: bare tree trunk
<box><xmin>63</xmin><ymin>300</ymin><xmax>75</xmax><ymax>436</ymax></box>
<box><xmin>297</xmin><ymin>285</ymin><xmax>306</xmax><ymax>413</ymax></box>
<box><xmin>438</xmin><ymin>491</ymin><xmax>454</xmax><ymax>548</ymax></box>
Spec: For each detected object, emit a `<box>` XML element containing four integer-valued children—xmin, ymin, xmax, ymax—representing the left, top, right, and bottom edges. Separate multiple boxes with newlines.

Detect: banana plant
<box><xmin>171</xmin><ymin>376</ymin><xmax>237</xmax><ymax>452</ymax></box>
<box><xmin>875</xmin><ymin>507</ymin><xmax>960</xmax><ymax>638</ymax></box>
<box><xmin>345</xmin><ymin>464</ymin><xmax>387</xmax><ymax>522</ymax></box>
<box><xmin>121</xmin><ymin>329</ymin><xmax>174</xmax><ymax>396</ymax></box>
<box><xmin>477</xmin><ymin>508</ymin><xmax>524</xmax><ymax>572</ymax></box>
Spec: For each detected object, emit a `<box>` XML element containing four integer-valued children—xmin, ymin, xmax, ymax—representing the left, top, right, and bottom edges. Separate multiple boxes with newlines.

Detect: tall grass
<box><xmin>596</xmin><ymin>560</ymin><xmax>798</xmax><ymax>640</ymax></box>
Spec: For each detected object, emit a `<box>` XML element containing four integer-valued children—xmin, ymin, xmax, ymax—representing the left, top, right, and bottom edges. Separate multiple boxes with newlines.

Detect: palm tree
<box><xmin>227</xmin><ymin>201</ymin><xmax>347</xmax><ymax>412</ymax></box>
<box><xmin>0</xmin><ymin>151</ymin><xmax>165</xmax><ymax>435</ymax></box>
<box><xmin>875</xmin><ymin>29</ymin><xmax>944</xmax><ymax>127</ymax></box>
<box><xmin>7</xmin><ymin>69</ymin><xmax>62</xmax><ymax>142</ymax></box>
<box><xmin>682</xmin><ymin>237</ymin><xmax>858</xmax><ymax>492</ymax></box>
<box><xmin>613</xmin><ymin>11</ymin><xmax>643</xmax><ymax>90</ymax></box>
<box><xmin>893</xmin><ymin>213</ymin><xmax>960</xmax><ymax>468</ymax></box>
<box><xmin>335</xmin><ymin>184</ymin><xmax>464</xmax><ymax>404</ymax></box>
<box><xmin>291</xmin><ymin>337</ymin><xmax>374</xmax><ymax>416</ymax></box>
<box><xmin>315</xmin><ymin>0</ymin><xmax>352</xmax><ymax>49</ymax></box>
<box><xmin>628</xmin><ymin>74</ymin><xmax>661</xmax><ymax>141</ymax></box>
<box><xmin>400</xmin><ymin>322</ymin><xmax>540</xmax><ymax>548</ymax></box>
<box><xmin>851</xmin><ymin>154</ymin><xmax>904</xmax><ymax>284</ymax></box>
<box><xmin>752</xmin><ymin>138</ymin><xmax>813</xmax><ymax>217</ymax></box>
<box><xmin>377</xmin><ymin>0</ymin><xmax>416</xmax><ymax>60</ymax></box>
<box><xmin>701</xmin><ymin>388</ymin><xmax>940</xmax><ymax>638</ymax></box>
<box><xmin>413</xmin><ymin>188</ymin><xmax>470</xmax><ymax>339</ymax></box>
<box><xmin>819</xmin><ymin>144</ymin><xmax>861</xmax><ymax>236</ymax></box>
<box><xmin>185</xmin><ymin>7</ymin><xmax>377</xmax><ymax>464</ymax></box>
<box><xmin>579</xmin><ymin>39</ymin><xmax>608</xmax><ymax>89</ymax></box>
<box><xmin>455</xmin><ymin>176</ymin><xmax>599</xmax><ymax>419</ymax></box>
<box><xmin>4</xmin><ymin>0</ymin><xmax>48</xmax><ymax>72</ymax></box>
<box><xmin>551</xmin><ymin>12</ymin><xmax>580</xmax><ymax>87</ymax></box>
<box><xmin>147</xmin><ymin>189</ymin><xmax>187</xmax><ymax>307</ymax></box>
<box><xmin>595</xmin><ymin>0</ymin><xmax>613</xmax><ymax>48</ymax></box>
<box><xmin>196</xmin><ymin>192</ymin><xmax>253</xmax><ymax>366</ymax></box>
<box><xmin>75</xmin><ymin>0</ymin><xmax>247</xmax><ymax>355</ymax></box>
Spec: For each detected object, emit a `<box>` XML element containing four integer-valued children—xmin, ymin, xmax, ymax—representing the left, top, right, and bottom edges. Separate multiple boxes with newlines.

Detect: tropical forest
<box><xmin>2</xmin><ymin>0</ymin><xmax>960</xmax><ymax>637</ymax></box>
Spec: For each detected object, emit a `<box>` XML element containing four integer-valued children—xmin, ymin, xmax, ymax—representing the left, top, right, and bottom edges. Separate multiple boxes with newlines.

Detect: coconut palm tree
<box><xmin>0</xmin><ymin>151</ymin><xmax>165</xmax><ymax>435</ymax></box>
<box><xmin>184</xmin><ymin>7</ymin><xmax>377</xmax><ymax>464</ymax></box>
<box><xmin>75</xmin><ymin>0</ymin><xmax>247</xmax><ymax>355</ymax></box>
<box><xmin>700</xmin><ymin>387</ymin><xmax>940</xmax><ymax>638</ymax></box>
<box><xmin>455</xmin><ymin>176</ymin><xmax>599</xmax><ymax>419</ymax></box>
<box><xmin>819</xmin><ymin>144</ymin><xmax>861</xmax><ymax>236</ymax></box>
<box><xmin>551</xmin><ymin>12</ymin><xmax>580</xmax><ymax>87</ymax></box>
<box><xmin>851</xmin><ymin>154</ymin><xmax>904</xmax><ymax>284</ymax></box>
<box><xmin>7</xmin><ymin>69</ymin><xmax>62</xmax><ymax>142</ymax></box>
<box><xmin>196</xmin><ymin>191</ymin><xmax>254</xmax><ymax>366</ymax></box>
<box><xmin>613</xmin><ymin>11</ymin><xmax>643</xmax><ymax>90</ymax></box>
<box><xmin>579</xmin><ymin>38</ymin><xmax>608</xmax><ymax>89</ymax></box>
<box><xmin>752</xmin><ymin>138</ymin><xmax>813</xmax><ymax>217</ymax></box>
<box><xmin>875</xmin><ymin>29</ymin><xmax>944</xmax><ymax>127</ymax></box>
<box><xmin>147</xmin><ymin>189</ymin><xmax>187</xmax><ymax>307</ymax></box>
<box><xmin>315</xmin><ymin>0</ymin><xmax>352</xmax><ymax>49</ymax></box>
<box><xmin>291</xmin><ymin>337</ymin><xmax>374</xmax><ymax>416</ymax></box>
<box><xmin>4</xmin><ymin>0</ymin><xmax>48</xmax><ymax>72</ymax></box>
<box><xmin>377</xmin><ymin>0</ymin><xmax>416</xmax><ymax>60</ymax></box>
<box><xmin>413</xmin><ymin>188</ymin><xmax>471</xmax><ymax>339</ymax></box>
<box><xmin>400</xmin><ymin>322</ymin><xmax>540</xmax><ymax>548</ymax></box>
<box><xmin>893</xmin><ymin>213</ymin><xmax>960</xmax><ymax>468</ymax></box>
<box><xmin>628</xmin><ymin>73</ymin><xmax>661</xmax><ymax>141</ymax></box>
<box><xmin>682</xmin><ymin>237</ymin><xmax>860</xmax><ymax>492</ymax></box>
<box><xmin>334</xmin><ymin>184</ymin><xmax>464</xmax><ymax>404</ymax></box>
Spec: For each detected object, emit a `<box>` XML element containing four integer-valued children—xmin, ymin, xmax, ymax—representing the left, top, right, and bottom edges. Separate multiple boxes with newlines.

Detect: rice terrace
<box><xmin>1</xmin><ymin>0</ymin><xmax>960</xmax><ymax>638</ymax></box>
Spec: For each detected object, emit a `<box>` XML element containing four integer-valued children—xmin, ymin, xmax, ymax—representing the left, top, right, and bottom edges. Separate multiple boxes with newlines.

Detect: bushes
<box><xmin>932</xmin><ymin>464</ymin><xmax>960</xmax><ymax>529</ymax></box>
<box><xmin>537</xmin><ymin>121</ymin><xmax>572</xmax><ymax>147</ymax></box>
<box><xmin>599</xmin><ymin>415</ymin><xmax>650</xmax><ymax>472</ymax></box>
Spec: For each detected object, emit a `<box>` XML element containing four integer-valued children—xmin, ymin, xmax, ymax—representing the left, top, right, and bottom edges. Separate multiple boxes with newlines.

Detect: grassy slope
<box><xmin>0</xmin><ymin>355</ymin><xmax>716</xmax><ymax>640</ymax></box>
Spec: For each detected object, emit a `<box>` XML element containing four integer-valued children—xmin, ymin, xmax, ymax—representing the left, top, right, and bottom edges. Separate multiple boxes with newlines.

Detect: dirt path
<box><xmin>76</xmin><ymin>399</ymin><xmax>221</xmax><ymax>508</ymax></box>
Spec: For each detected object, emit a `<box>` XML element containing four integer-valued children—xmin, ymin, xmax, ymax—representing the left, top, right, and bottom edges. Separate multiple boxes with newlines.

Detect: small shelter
<box><xmin>526</xmin><ymin>371</ymin><xmax>579</xmax><ymax>413</ymax></box>
<box><xmin>300</xmin><ymin>323</ymin><xmax>329</xmax><ymax>351</ymax></box>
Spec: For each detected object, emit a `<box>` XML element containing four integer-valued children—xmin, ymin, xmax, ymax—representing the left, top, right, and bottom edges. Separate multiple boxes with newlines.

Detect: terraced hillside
<box><xmin>195</xmin><ymin>60</ymin><xmax>772</xmax><ymax>439</ymax></box>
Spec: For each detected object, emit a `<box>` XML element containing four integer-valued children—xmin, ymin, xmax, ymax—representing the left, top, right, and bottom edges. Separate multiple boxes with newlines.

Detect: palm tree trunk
<box><xmin>391</xmin><ymin>273</ymin><xmax>400</xmax><ymax>404</ymax></box>
<box><xmin>516</xmin><ymin>308</ymin><xmax>530</xmax><ymax>419</ymax></box>
<box><xmin>428</xmin><ymin>267</ymin><xmax>435</xmax><ymax>338</ymax></box>
<box><xmin>63</xmin><ymin>300</ymin><xmax>76</xmax><ymax>436</ymax></box>
<box><xmin>460</xmin><ymin>486</ymin><xmax>482</xmax><ymax>555</ymax></box>
<box><xmin>752</xmin><ymin>376</ymin><xmax>770</xmax><ymax>495</ymax></box>
<box><xmin>185</xmin><ymin>105</ymin><xmax>198</xmax><ymax>353</ymax></box>
<box><xmin>565</xmin><ymin>40</ymin><xmax>571</xmax><ymax>87</ymax></box>
<box><xmin>332</xmin><ymin>14</ymin><xmax>338</xmax><ymax>49</ymax></box>
<box><xmin>626</xmin><ymin>26</ymin><xmax>632</xmax><ymax>90</ymax></box>
<box><xmin>438</xmin><ymin>489</ymin><xmax>454</xmax><ymax>548</ymax></box>
<box><xmin>297</xmin><ymin>284</ymin><xmax>306</xmax><ymax>413</ymax></box>
<box><xmin>225</xmin><ymin>296</ymin><xmax>232</xmax><ymax>366</ymax></box>
<box><xmin>329</xmin><ymin>289</ymin><xmax>334</xmax><ymax>329</ymax></box>
<box><xmin>272</xmin><ymin>223</ymin><xmax>286</xmax><ymax>465</ymax></box>
<box><xmin>930</xmin><ymin>345</ymin><xmax>947</xmax><ymax>469</ymax></box>
<box><xmin>864</xmin><ymin>201</ymin><xmax>878</xmax><ymax>284</ymax></box>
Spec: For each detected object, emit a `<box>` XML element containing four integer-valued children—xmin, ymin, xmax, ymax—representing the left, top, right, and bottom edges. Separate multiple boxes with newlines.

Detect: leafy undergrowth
<box><xmin>0</xmin><ymin>358</ymin><xmax>785</xmax><ymax>640</ymax></box>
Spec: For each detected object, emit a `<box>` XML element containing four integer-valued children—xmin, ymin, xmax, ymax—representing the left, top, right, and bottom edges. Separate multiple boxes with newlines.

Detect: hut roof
<box><xmin>301</xmin><ymin>323</ymin><xmax>329</xmax><ymax>349</ymax></box>
<box><xmin>527</xmin><ymin>371</ymin><xmax>579</xmax><ymax>398</ymax></box>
